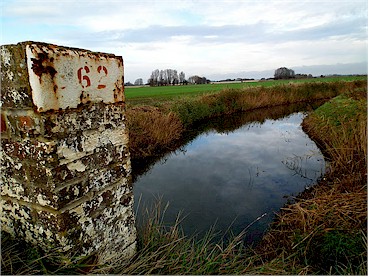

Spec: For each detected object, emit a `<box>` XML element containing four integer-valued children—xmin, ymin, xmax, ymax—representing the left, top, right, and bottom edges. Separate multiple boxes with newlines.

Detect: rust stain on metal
<box><xmin>1</xmin><ymin>114</ymin><xmax>7</xmax><ymax>133</ymax></box>
<box><xmin>19</xmin><ymin>116</ymin><xmax>34</xmax><ymax>129</ymax></box>
<box><xmin>26</xmin><ymin>42</ymin><xmax>125</xmax><ymax>112</ymax></box>
<box><xmin>30</xmin><ymin>52</ymin><xmax>57</xmax><ymax>80</ymax></box>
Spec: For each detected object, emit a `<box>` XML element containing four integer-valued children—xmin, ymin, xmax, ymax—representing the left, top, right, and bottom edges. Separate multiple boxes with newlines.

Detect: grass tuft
<box><xmin>0</xmin><ymin>231</ymin><xmax>99</xmax><ymax>275</ymax></box>
<box><xmin>93</xmin><ymin>198</ymin><xmax>258</xmax><ymax>275</ymax></box>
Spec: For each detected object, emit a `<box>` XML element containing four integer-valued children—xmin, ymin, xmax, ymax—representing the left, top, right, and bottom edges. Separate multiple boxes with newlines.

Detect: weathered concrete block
<box><xmin>1</xmin><ymin>41</ymin><xmax>136</xmax><ymax>263</ymax></box>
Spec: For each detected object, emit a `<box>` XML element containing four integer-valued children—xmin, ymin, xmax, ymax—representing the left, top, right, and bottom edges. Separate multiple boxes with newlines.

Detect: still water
<box><xmin>133</xmin><ymin>110</ymin><xmax>326</xmax><ymax>243</ymax></box>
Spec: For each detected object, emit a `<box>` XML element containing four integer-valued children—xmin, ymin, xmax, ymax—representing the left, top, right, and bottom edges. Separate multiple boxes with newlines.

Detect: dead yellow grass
<box><xmin>255</xmin><ymin>88</ymin><xmax>367</xmax><ymax>274</ymax></box>
<box><xmin>126</xmin><ymin>106</ymin><xmax>184</xmax><ymax>159</ymax></box>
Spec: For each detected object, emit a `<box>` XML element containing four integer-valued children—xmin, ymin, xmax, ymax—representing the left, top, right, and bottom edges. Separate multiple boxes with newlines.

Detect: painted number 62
<box><xmin>77</xmin><ymin>65</ymin><xmax>108</xmax><ymax>89</ymax></box>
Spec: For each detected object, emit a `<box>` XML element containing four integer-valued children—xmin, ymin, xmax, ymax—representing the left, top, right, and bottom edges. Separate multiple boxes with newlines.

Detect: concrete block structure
<box><xmin>1</xmin><ymin>41</ymin><xmax>136</xmax><ymax>263</ymax></box>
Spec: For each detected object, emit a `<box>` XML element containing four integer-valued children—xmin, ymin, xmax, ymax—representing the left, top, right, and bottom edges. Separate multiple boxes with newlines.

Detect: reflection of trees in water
<box><xmin>131</xmin><ymin>100</ymin><xmax>326</xmax><ymax>182</ymax></box>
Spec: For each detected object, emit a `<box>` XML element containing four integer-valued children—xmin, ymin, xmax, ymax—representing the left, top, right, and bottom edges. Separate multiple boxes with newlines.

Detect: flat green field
<box><xmin>125</xmin><ymin>76</ymin><xmax>367</xmax><ymax>104</ymax></box>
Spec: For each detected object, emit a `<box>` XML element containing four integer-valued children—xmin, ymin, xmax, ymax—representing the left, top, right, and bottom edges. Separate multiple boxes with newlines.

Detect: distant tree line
<box><xmin>295</xmin><ymin>73</ymin><xmax>313</xmax><ymax>79</ymax></box>
<box><xmin>127</xmin><ymin>67</ymin><xmax>315</xmax><ymax>86</ymax></box>
<box><xmin>215</xmin><ymin>78</ymin><xmax>255</xmax><ymax>83</ymax></box>
<box><xmin>147</xmin><ymin>69</ymin><xmax>209</xmax><ymax>86</ymax></box>
<box><xmin>148</xmin><ymin>69</ymin><xmax>182</xmax><ymax>86</ymax></box>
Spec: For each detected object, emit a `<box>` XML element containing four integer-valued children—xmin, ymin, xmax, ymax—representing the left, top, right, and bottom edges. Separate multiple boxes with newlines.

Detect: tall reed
<box><xmin>94</xmin><ymin>199</ymin><xmax>258</xmax><ymax>275</ymax></box>
<box><xmin>126</xmin><ymin>106</ymin><xmax>183</xmax><ymax>159</ymax></box>
<box><xmin>257</xmin><ymin>87</ymin><xmax>367</xmax><ymax>274</ymax></box>
<box><xmin>302</xmin><ymin>87</ymin><xmax>367</xmax><ymax>179</ymax></box>
<box><xmin>172</xmin><ymin>80</ymin><xmax>357</xmax><ymax>126</ymax></box>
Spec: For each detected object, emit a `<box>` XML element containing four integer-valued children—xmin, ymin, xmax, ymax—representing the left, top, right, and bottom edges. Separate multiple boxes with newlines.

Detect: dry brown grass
<box><xmin>302</xmin><ymin>87</ymin><xmax>367</xmax><ymax>179</ymax></box>
<box><xmin>126</xmin><ymin>106</ymin><xmax>184</xmax><ymax>159</ymax></box>
<box><xmin>257</xmin><ymin>181</ymin><xmax>367</xmax><ymax>274</ymax></box>
<box><xmin>255</xmin><ymin>87</ymin><xmax>367</xmax><ymax>274</ymax></box>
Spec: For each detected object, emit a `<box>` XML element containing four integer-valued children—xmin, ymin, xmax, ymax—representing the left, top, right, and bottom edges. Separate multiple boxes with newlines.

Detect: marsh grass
<box><xmin>126</xmin><ymin>105</ymin><xmax>183</xmax><ymax>159</ymax></box>
<box><xmin>128</xmin><ymin>80</ymin><xmax>367</xmax><ymax>159</ymax></box>
<box><xmin>93</xmin><ymin>199</ymin><xmax>262</xmax><ymax>275</ymax></box>
<box><xmin>0</xmin><ymin>231</ymin><xmax>99</xmax><ymax>275</ymax></box>
<box><xmin>303</xmin><ymin>87</ymin><xmax>367</xmax><ymax>178</ymax></box>
<box><xmin>256</xmin><ymin>86</ymin><xmax>367</xmax><ymax>274</ymax></box>
<box><xmin>1</xmin><ymin>232</ymin><xmax>40</xmax><ymax>275</ymax></box>
<box><xmin>263</xmin><ymin>190</ymin><xmax>368</xmax><ymax>275</ymax></box>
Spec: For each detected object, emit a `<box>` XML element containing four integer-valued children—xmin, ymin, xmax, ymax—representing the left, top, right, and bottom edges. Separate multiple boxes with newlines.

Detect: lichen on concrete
<box><xmin>1</xmin><ymin>41</ymin><xmax>136</xmax><ymax>263</ymax></box>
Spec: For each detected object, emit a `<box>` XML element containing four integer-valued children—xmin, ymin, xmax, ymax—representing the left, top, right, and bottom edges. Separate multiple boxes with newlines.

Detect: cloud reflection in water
<box><xmin>134</xmin><ymin>112</ymin><xmax>325</xmax><ymax>243</ymax></box>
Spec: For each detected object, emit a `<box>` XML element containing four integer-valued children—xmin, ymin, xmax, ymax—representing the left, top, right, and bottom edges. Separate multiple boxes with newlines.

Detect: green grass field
<box><xmin>125</xmin><ymin>76</ymin><xmax>367</xmax><ymax>103</ymax></box>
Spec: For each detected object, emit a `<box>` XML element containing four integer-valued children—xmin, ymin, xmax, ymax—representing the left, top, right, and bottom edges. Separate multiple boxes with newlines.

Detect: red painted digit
<box><xmin>98</xmin><ymin>65</ymin><xmax>108</xmax><ymax>75</ymax></box>
<box><xmin>97</xmin><ymin>65</ymin><xmax>108</xmax><ymax>89</ymax></box>
<box><xmin>77</xmin><ymin>66</ymin><xmax>91</xmax><ymax>88</ymax></box>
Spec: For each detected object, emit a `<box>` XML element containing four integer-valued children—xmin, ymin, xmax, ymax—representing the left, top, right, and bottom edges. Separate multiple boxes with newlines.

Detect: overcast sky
<box><xmin>1</xmin><ymin>0</ymin><xmax>368</xmax><ymax>82</ymax></box>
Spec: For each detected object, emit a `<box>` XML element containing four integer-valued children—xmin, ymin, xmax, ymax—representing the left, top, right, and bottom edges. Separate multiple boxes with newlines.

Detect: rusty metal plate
<box><xmin>26</xmin><ymin>43</ymin><xmax>124</xmax><ymax>112</ymax></box>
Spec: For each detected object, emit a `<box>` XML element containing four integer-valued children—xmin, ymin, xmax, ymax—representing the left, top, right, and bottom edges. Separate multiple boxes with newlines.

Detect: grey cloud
<box><xmin>81</xmin><ymin>14</ymin><xmax>366</xmax><ymax>47</ymax></box>
<box><xmin>282</xmin><ymin>16</ymin><xmax>368</xmax><ymax>41</ymax></box>
<box><xmin>94</xmin><ymin>23</ymin><xmax>271</xmax><ymax>44</ymax></box>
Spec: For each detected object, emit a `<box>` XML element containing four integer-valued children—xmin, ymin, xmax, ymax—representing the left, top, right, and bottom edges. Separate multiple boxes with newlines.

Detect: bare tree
<box><xmin>149</xmin><ymin>69</ymin><xmax>187</xmax><ymax>86</ymax></box>
<box><xmin>148</xmin><ymin>69</ymin><xmax>160</xmax><ymax>86</ymax></box>
<box><xmin>173</xmin><ymin>70</ymin><xmax>179</xmax><ymax>85</ymax></box>
<box><xmin>179</xmin><ymin>71</ymin><xmax>186</xmax><ymax>85</ymax></box>
<box><xmin>165</xmin><ymin>69</ymin><xmax>171</xmax><ymax>85</ymax></box>
<box><xmin>159</xmin><ymin>70</ymin><xmax>164</xmax><ymax>86</ymax></box>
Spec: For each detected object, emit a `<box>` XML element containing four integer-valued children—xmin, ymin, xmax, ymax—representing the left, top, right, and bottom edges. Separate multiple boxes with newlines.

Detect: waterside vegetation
<box><xmin>1</xmin><ymin>77</ymin><xmax>367</xmax><ymax>275</ymax></box>
<box><xmin>257</xmin><ymin>86</ymin><xmax>367</xmax><ymax>274</ymax></box>
<box><xmin>127</xmin><ymin>78</ymin><xmax>367</xmax><ymax>162</ymax></box>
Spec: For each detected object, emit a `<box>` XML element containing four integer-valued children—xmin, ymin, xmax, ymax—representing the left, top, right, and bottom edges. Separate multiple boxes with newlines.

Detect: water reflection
<box><xmin>133</xmin><ymin>105</ymin><xmax>326</xmax><ymax>244</ymax></box>
<box><xmin>131</xmin><ymin>101</ymin><xmax>325</xmax><ymax>179</ymax></box>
